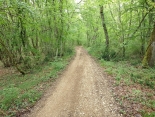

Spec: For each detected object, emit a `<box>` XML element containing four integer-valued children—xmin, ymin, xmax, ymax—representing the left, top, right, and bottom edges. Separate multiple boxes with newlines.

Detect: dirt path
<box><xmin>24</xmin><ymin>47</ymin><xmax>121</xmax><ymax>117</ymax></box>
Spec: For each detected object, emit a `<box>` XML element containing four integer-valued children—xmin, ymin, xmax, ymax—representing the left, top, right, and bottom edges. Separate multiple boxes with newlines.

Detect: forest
<box><xmin>0</xmin><ymin>0</ymin><xmax>155</xmax><ymax>116</ymax></box>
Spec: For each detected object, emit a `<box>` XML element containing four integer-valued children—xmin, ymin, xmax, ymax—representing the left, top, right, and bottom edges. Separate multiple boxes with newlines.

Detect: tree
<box><xmin>142</xmin><ymin>22</ymin><xmax>155</xmax><ymax>67</ymax></box>
<box><xmin>100</xmin><ymin>5</ymin><xmax>110</xmax><ymax>60</ymax></box>
<box><xmin>0</xmin><ymin>0</ymin><xmax>76</xmax><ymax>74</ymax></box>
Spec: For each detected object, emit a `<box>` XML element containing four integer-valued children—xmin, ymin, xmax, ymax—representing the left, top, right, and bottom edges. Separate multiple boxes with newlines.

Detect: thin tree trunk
<box><xmin>60</xmin><ymin>0</ymin><xmax>64</xmax><ymax>57</ymax></box>
<box><xmin>0</xmin><ymin>38</ymin><xmax>25</xmax><ymax>74</ymax></box>
<box><xmin>100</xmin><ymin>5</ymin><xmax>110</xmax><ymax>60</ymax></box>
<box><xmin>118</xmin><ymin>1</ymin><xmax>125</xmax><ymax>58</ymax></box>
<box><xmin>141</xmin><ymin>8</ymin><xmax>146</xmax><ymax>55</ymax></box>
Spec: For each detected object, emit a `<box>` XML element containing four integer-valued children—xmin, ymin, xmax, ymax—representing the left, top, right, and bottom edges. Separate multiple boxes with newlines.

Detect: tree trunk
<box><xmin>59</xmin><ymin>0</ymin><xmax>64</xmax><ymax>57</ymax></box>
<box><xmin>100</xmin><ymin>5</ymin><xmax>110</xmax><ymax>60</ymax></box>
<box><xmin>0</xmin><ymin>38</ymin><xmax>25</xmax><ymax>74</ymax></box>
<box><xmin>142</xmin><ymin>22</ymin><xmax>155</xmax><ymax>67</ymax></box>
<box><xmin>141</xmin><ymin>2</ymin><xmax>147</xmax><ymax>55</ymax></box>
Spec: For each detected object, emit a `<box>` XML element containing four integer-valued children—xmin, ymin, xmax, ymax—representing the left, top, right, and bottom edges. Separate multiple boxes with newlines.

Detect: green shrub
<box><xmin>51</xmin><ymin>61</ymin><xmax>66</xmax><ymax>71</ymax></box>
<box><xmin>21</xmin><ymin>90</ymin><xmax>42</xmax><ymax>104</ymax></box>
<box><xmin>1</xmin><ymin>86</ymin><xmax>20</xmax><ymax>110</ymax></box>
<box><xmin>143</xmin><ymin>112</ymin><xmax>155</xmax><ymax>117</ymax></box>
<box><xmin>144</xmin><ymin>79</ymin><xmax>155</xmax><ymax>89</ymax></box>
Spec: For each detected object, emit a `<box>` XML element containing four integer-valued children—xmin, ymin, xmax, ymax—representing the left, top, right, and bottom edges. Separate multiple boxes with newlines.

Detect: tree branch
<box><xmin>131</xmin><ymin>7</ymin><xmax>154</xmax><ymax>37</ymax></box>
<box><xmin>77</xmin><ymin>0</ymin><xmax>83</xmax><ymax>4</ymax></box>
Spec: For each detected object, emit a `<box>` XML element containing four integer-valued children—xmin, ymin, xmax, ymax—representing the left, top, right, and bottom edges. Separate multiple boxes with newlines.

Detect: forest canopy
<box><xmin>0</xmin><ymin>0</ymin><xmax>155</xmax><ymax>74</ymax></box>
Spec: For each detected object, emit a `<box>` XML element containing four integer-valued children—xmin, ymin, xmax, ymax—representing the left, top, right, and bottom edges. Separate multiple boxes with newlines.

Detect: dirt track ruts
<box><xmin>24</xmin><ymin>47</ymin><xmax>121</xmax><ymax>117</ymax></box>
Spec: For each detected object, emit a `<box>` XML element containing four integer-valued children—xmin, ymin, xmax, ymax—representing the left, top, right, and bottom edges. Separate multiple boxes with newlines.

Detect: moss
<box><xmin>142</xmin><ymin>46</ymin><xmax>152</xmax><ymax>68</ymax></box>
<box><xmin>142</xmin><ymin>23</ymin><xmax>155</xmax><ymax>67</ymax></box>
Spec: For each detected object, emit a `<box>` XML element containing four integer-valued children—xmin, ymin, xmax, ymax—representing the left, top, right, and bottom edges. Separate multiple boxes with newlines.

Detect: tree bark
<box><xmin>100</xmin><ymin>5</ymin><xmax>110</xmax><ymax>60</ymax></box>
<box><xmin>59</xmin><ymin>0</ymin><xmax>64</xmax><ymax>57</ymax></box>
<box><xmin>0</xmin><ymin>38</ymin><xmax>25</xmax><ymax>74</ymax></box>
<box><xmin>141</xmin><ymin>7</ymin><xmax>146</xmax><ymax>55</ymax></box>
<box><xmin>142</xmin><ymin>22</ymin><xmax>155</xmax><ymax>67</ymax></box>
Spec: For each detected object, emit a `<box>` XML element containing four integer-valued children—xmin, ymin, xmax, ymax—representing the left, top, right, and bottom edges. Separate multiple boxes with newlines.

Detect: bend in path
<box><xmin>25</xmin><ymin>47</ymin><xmax>121</xmax><ymax>117</ymax></box>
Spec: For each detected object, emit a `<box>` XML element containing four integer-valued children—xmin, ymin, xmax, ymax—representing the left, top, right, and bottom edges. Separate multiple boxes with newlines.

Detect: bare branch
<box><xmin>77</xmin><ymin>0</ymin><xmax>83</xmax><ymax>4</ymax></box>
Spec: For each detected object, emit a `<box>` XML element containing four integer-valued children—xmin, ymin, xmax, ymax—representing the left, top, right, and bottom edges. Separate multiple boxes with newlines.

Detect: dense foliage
<box><xmin>76</xmin><ymin>0</ymin><xmax>155</xmax><ymax>65</ymax></box>
<box><xmin>0</xmin><ymin>0</ymin><xmax>78</xmax><ymax>74</ymax></box>
<box><xmin>1</xmin><ymin>0</ymin><xmax>155</xmax><ymax>71</ymax></box>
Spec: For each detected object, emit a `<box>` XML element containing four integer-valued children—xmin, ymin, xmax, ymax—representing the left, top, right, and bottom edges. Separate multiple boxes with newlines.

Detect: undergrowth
<box><xmin>88</xmin><ymin>46</ymin><xmax>155</xmax><ymax>116</ymax></box>
<box><xmin>99</xmin><ymin>60</ymin><xmax>155</xmax><ymax>89</ymax></box>
<box><xmin>0</xmin><ymin>51</ymin><xmax>74</xmax><ymax>117</ymax></box>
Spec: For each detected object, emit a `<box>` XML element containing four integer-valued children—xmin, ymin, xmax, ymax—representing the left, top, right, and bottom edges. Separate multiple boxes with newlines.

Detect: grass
<box><xmin>0</xmin><ymin>52</ymin><xmax>74</xmax><ymax>117</ymax></box>
<box><xmin>101</xmin><ymin>60</ymin><xmax>155</xmax><ymax>115</ymax></box>
<box><xmin>100</xmin><ymin>60</ymin><xmax>155</xmax><ymax>89</ymax></box>
<box><xmin>96</xmin><ymin>55</ymin><xmax>155</xmax><ymax>89</ymax></box>
<box><xmin>88</xmin><ymin>46</ymin><xmax>155</xmax><ymax>116</ymax></box>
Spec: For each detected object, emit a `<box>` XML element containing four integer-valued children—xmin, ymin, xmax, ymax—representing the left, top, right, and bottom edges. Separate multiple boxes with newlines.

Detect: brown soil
<box><xmin>23</xmin><ymin>47</ymin><xmax>121</xmax><ymax>117</ymax></box>
<box><xmin>112</xmin><ymin>79</ymin><xmax>155</xmax><ymax>117</ymax></box>
<box><xmin>0</xmin><ymin>64</ymin><xmax>15</xmax><ymax>78</ymax></box>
